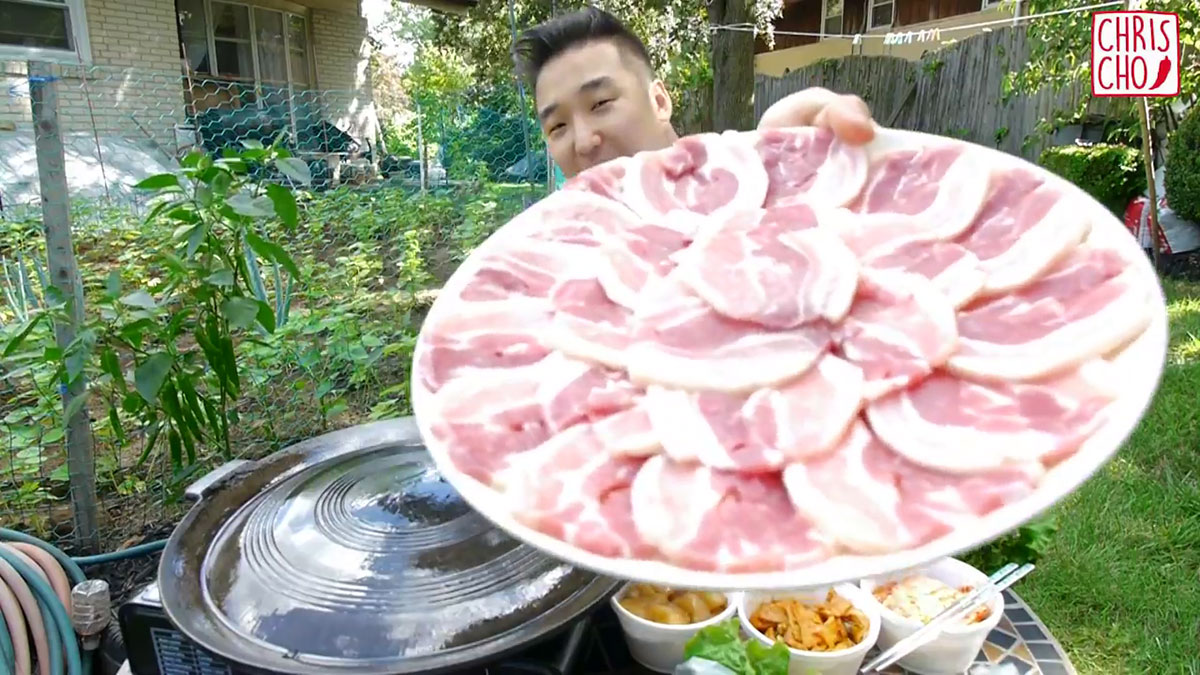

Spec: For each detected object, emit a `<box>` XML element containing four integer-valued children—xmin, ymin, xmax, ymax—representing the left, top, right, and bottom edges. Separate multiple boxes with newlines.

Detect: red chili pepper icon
<box><xmin>1150</xmin><ymin>56</ymin><xmax>1172</xmax><ymax>90</ymax></box>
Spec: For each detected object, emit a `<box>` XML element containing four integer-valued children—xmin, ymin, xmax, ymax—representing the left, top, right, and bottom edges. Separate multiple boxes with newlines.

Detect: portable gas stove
<box><xmin>115</xmin><ymin>580</ymin><xmax>650</xmax><ymax>675</ymax></box>
<box><xmin>119</xmin><ymin>417</ymin><xmax>637</xmax><ymax>675</ymax></box>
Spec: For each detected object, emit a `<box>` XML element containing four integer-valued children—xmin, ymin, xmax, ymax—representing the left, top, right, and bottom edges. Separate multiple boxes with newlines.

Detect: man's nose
<box><xmin>573</xmin><ymin>120</ymin><xmax>601</xmax><ymax>157</ymax></box>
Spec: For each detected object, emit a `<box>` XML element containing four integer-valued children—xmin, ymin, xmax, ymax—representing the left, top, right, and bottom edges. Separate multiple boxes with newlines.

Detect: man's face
<box><xmin>534</xmin><ymin>39</ymin><xmax>675</xmax><ymax>179</ymax></box>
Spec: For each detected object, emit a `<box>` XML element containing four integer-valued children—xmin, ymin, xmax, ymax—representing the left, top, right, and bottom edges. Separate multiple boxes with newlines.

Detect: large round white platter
<box><xmin>409</xmin><ymin>126</ymin><xmax>1169</xmax><ymax>591</ymax></box>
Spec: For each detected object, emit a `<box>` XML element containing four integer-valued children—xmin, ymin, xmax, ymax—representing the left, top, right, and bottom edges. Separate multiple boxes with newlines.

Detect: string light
<box><xmin>708</xmin><ymin>0</ymin><xmax>1124</xmax><ymax>44</ymax></box>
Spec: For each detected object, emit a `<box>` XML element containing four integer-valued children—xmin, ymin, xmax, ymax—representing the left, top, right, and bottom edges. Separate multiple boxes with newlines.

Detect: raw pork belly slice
<box><xmin>592</xmin><ymin>403</ymin><xmax>662</xmax><ymax>458</ymax></box>
<box><xmin>642</xmin><ymin>354</ymin><xmax>864</xmax><ymax>472</ymax></box>
<box><xmin>429</xmin><ymin>353</ymin><xmax>638</xmax><ymax>487</ymax></box>
<box><xmin>594</xmin><ymin>222</ymin><xmax>692</xmax><ymax>310</ymax></box>
<box><xmin>754</xmin><ymin>126</ymin><xmax>869</xmax><ymax>208</ymax></box>
<box><xmin>832</xmin><ymin>211</ymin><xmax>986</xmax><ymax>308</ymax></box>
<box><xmin>782</xmin><ymin>421</ymin><xmax>1040</xmax><ymax>554</ymax></box>
<box><xmin>836</xmin><ymin>270</ymin><xmax>958</xmax><ymax>400</ymax></box>
<box><xmin>624</xmin><ymin>275</ymin><xmax>833</xmax><ymax>393</ymax></box>
<box><xmin>865</xmin><ymin>361</ymin><xmax>1117</xmax><ymax>474</ymax></box>
<box><xmin>546</xmin><ymin>277</ymin><xmax>637</xmax><ymax>369</ymax></box>
<box><xmin>414</xmin><ymin>301</ymin><xmax>553</xmax><ymax>393</ymax></box>
<box><xmin>616</xmin><ymin>132</ymin><xmax>769</xmax><ymax>222</ymax></box>
<box><xmin>630</xmin><ymin>454</ymin><xmax>831</xmax><ymax>572</ymax></box>
<box><xmin>853</xmin><ymin>143</ymin><xmax>989</xmax><ymax>239</ymax></box>
<box><xmin>674</xmin><ymin>207</ymin><xmax>859</xmax><ymax>329</ymax></box>
<box><xmin>562</xmin><ymin>156</ymin><xmax>631</xmax><ymax>204</ymax></box>
<box><xmin>497</xmin><ymin>424</ymin><xmax>658</xmax><ymax>560</ymax></box>
<box><xmin>458</xmin><ymin>240</ymin><xmax>597</xmax><ymax>303</ymax></box>
<box><xmin>520</xmin><ymin>188</ymin><xmax>643</xmax><ymax>248</ymax></box>
<box><xmin>949</xmin><ymin>246</ymin><xmax>1153</xmax><ymax>381</ymax></box>
<box><xmin>955</xmin><ymin>167</ymin><xmax>1091</xmax><ymax>294</ymax></box>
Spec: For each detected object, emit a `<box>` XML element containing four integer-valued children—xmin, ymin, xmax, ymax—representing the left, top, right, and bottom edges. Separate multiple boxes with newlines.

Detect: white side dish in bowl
<box><xmin>858</xmin><ymin>557</ymin><xmax>1005</xmax><ymax>674</ymax></box>
<box><xmin>737</xmin><ymin>583</ymin><xmax>881</xmax><ymax>675</ymax></box>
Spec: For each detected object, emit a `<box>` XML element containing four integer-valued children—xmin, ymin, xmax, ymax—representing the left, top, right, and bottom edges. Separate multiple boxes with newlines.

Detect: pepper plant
<box><xmin>3</xmin><ymin>138</ymin><xmax>305</xmax><ymax>488</ymax></box>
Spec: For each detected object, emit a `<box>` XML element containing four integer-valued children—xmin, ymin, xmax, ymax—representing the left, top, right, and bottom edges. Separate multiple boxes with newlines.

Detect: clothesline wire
<box><xmin>708</xmin><ymin>0</ymin><xmax>1125</xmax><ymax>40</ymax></box>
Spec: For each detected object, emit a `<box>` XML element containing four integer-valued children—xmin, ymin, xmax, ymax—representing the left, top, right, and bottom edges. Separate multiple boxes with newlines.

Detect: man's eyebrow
<box><xmin>538</xmin><ymin>76</ymin><xmax>616</xmax><ymax>122</ymax></box>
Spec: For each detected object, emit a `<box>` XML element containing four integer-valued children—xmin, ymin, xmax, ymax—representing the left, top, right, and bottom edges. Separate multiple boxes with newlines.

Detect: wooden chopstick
<box><xmin>860</xmin><ymin>562</ymin><xmax>1036</xmax><ymax>674</ymax></box>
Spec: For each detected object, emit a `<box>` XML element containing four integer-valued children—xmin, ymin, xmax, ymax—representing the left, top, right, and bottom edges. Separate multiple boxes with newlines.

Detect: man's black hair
<box><xmin>514</xmin><ymin>6</ymin><xmax>654</xmax><ymax>88</ymax></box>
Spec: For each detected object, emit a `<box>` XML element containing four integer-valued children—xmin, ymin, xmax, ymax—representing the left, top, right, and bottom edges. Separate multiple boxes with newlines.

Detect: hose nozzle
<box><xmin>71</xmin><ymin>579</ymin><xmax>111</xmax><ymax>650</ymax></box>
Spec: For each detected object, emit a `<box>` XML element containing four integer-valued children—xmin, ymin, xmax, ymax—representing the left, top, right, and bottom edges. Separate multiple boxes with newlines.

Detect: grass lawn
<box><xmin>1017</xmin><ymin>277</ymin><xmax>1200</xmax><ymax>674</ymax></box>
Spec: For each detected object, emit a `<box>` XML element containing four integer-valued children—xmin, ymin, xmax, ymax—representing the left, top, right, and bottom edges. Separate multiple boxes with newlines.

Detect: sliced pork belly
<box><xmin>956</xmin><ymin>167</ymin><xmax>1091</xmax><ymax>295</ymax></box>
<box><xmin>414</xmin><ymin>300</ymin><xmax>553</xmax><ymax>393</ymax></box>
<box><xmin>545</xmin><ymin>277</ymin><xmax>637</xmax><ymax>369</ymax></box>
<box><xmin>782</xmin><ymin>421</ymin><xmax>1040</xmax><ymax>554</ymax></box>
<box><xmin>674</xmin><ymin>207</ymin><xmax>859</xmax><ymax>329</ymax></box>
<box><xmin>630</xmin><ymin>454</ymin><xmax>831</xmax><ymax>572</ymax></box>
<box><xmin>624</xmin><ymin>274</ymin><xmax>833</xmax><ymax>393</ymax></box>
<box><xmin>458</xmin><ymin>240</ymin><xmax>596</xmax><ymax>303</ymax></box>
<box><xmin>430</xmin><ymin>353</ymin><xmax>639</xmax><ymax>487</ymax></box>
<box><xmin>832</xmin><ymin>211</ymin><xmax>986</xmax><ymax>308</ymax></box>
<box><xmin>753</xmin><ymin>126</ymin><xmax>869</xmax><ymax>208</ymax></box>
<box><xmin>865</xmin><ymin>361</ymin><xmax>1117</xmax><ymax>474</ymax></box>
<box><xmin>497</xmin><ymin>423</ymin><xmax>659</xmax><ymax>560</ymax></box>
<box><xmin>518</xmin><ymin>188</ymin><xmax>641</xmax><ymax>247</ymax></box>
<box><xmin>592</xmin><ymin>403</ymin><xmax>662</xmax><ymax>458</ymax></box>
<box><xmin>594</xmin><ymin>222</ymin><xmax>691</xmax><ymax>310</ymax></box>
<box><xmin>836</xmin><ymin>270</ymin><xmax>959</xmax><ymax>400</ymax></box>
<box><xmin>853</xmin><ymin>143</ymin><xmax>989</xmax><ymax>239</ymax></box>
<box><xmin>641</xmin><ymin>354</ymin><xmax>864</xmax><ymax>473</ymax></box>
<box><xmin>616</xmin><ymin>132</ymin><xmax>769</xmax><ymax>222</ymax></box>
<box><xmin>948</xmin><ymin>246</ymin><xmax>1153</xmax><ymax>382</ymax></box>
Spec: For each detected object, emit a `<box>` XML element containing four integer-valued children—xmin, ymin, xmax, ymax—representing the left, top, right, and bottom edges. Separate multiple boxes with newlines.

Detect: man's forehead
<box><xmin>534</xmin><ymin>40</ymin><xmax>644</xmax><ymax>114</ymax></box>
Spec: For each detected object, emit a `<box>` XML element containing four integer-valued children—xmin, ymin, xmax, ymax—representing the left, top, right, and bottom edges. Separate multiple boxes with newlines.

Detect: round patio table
<box><xmin>865</xmin><ymin>589</ymin><xmax>1077</xmax><ymax>675</ymax></box>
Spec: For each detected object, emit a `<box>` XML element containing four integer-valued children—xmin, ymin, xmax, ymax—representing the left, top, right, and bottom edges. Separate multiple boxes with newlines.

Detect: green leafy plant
<box><xmin>683</xmin><ymin>617</ymin><xmax>790</xmax><ymax>675</ymax></box>
<box><xmin>1165</xmin><ymin>105</ymin><xmax>1200</xmax><ymax>224</ymax></box>
<box><xmin>2</xmin><ymin>138</ymin><xmax>306</xmax><ymax>491</ymax></box>
<box><xmin>961</xmin><ymin>514</ymin><xmax>1059</xmax><ymax>573</ymax></box>
<box><xmin>1039</xmin><ymin>143</ymin><xmax>1147</xmax><ymax>214</ymax></box>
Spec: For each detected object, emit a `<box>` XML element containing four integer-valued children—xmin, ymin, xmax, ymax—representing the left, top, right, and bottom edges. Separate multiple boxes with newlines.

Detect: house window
<box><xmin>176</xmin><ymin>0</ymin><xmax>313</xmax><ymax>89</ymax></box>
<box><xmin>869</xmin><ymin>0</ymin><xmax>894</xmax><ymax>29</ymax></box>
<box><xmin>0</xmin><ymin>0</ymin><xmax>91</xmax><ymax>64</ymax></box>
<box><xmin>821</xmin><ymin>0</ymin><xmax>844</xmax><ymax>36</ymax></box>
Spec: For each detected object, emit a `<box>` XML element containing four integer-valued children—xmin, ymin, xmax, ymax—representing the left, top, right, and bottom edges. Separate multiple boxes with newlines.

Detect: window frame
<box><xmin>868</xmin><ymin>0</ymin><xmax>895</xmax><ymax>30</ymax></box>
<box><xmin>0</xmin><ymin>0</ymin><xmax>93</xmax><ymax>65</ymax></box>
<box><xmin>184</xmin><ymin>0</ymin><xmax>314</xmax><ymax>90</ymax></box>
<box><xmin>819</xmin><ymin>0</ymin><xmax>844</xmax><ymax>38</ymax></box>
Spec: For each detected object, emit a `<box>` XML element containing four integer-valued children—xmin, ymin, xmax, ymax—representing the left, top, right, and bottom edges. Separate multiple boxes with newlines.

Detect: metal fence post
<box><xmin>28</xmin><ymin>60</ymin><xmax>101</xmax><ymax>553</ymax></box>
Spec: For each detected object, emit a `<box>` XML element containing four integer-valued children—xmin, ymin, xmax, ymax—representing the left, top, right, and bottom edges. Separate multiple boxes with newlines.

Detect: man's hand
<box><xmin>757</xmin><ymin>87</ymin><xmax>876</xmax><ymax>145</ymax></box>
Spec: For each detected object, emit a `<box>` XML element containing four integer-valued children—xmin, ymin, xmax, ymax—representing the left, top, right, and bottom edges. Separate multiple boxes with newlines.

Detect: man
<box><xmin>514</xmin><ymin>6</ymin><xmax>877</xmax><ymax>183</ymax></box>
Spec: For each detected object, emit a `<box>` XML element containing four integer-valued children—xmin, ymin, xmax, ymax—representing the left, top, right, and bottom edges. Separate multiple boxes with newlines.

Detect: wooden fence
<box><xmin>754</xmin><ymin>25</ymin><xmax>1124</xmax><ymax>162</ymax></box>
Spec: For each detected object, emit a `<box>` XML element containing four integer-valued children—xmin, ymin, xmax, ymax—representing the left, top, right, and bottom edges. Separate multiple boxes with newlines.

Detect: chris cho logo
<box><xmin>1091</xmin><ymin>10</ymin><xmax>1180</xmax><ymax>97</ymax></box>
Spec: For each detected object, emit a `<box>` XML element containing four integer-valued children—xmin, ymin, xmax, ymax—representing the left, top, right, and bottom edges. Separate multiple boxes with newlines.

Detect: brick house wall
<box><xmin>0</xmin><ymin>0</ymin><xmax>378</xmax><ymax>156</ymax></box>
<box><xmin>312</xmin><ymin>7</ymin><xmax>380</xmax><ymax>144</ymax></box>
<box><xmin>1</xmin><ymin>0</ymin><xmax>185</xmax><ymax>151</ymax></box>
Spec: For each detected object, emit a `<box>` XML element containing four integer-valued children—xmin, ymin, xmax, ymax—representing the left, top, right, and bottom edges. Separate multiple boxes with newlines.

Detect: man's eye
<box><xmin>593</xmin><ymin>99</ymin><xmax>613</xmax><ymax>110</ymax></box>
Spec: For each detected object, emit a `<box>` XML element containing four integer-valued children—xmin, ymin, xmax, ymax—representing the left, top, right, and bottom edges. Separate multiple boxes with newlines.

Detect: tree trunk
<box><xmin>710</xmin><ymin>0</ymin><xmax>755</xmax><ymax>132</ymax></box>
<box><xmin>1137</xmin><ymin>98</ymin><xmax>1163</xmax><ymax>271</ymax></box>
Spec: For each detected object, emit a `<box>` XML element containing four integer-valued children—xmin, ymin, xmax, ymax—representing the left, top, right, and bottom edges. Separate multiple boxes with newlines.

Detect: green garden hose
<box><xmin>0</xmin><ymin>529</ymin><xmax>167</xmax><ymax>675</ymax></box>
<box><xmin>0</xmin><ymin>546</ymin><xmax>82</xmax><ymax>675</ymax></box>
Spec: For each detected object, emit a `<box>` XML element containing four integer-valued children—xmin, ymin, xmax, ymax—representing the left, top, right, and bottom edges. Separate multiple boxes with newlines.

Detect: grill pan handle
<box><xmin>184</xmin><ymin>459</ymin><xmax>254</xmax><ymax>502</ymax></box>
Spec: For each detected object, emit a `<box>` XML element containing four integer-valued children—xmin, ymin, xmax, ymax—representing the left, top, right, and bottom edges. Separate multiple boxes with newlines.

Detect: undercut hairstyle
<box><xmin>514</xmin><ymin>7</ymin><xmax>655</xmax><ymax>88</ymax></box>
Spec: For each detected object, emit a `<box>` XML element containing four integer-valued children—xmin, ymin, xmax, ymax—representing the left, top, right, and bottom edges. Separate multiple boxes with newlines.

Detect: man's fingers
<box><xmin>758</xmin><ymin>88</ymin><xmax>877</xmax><ymax>145</ymax></box>
<box><xmin>757</xmin><ymin>87</ymin><xmax>841</xmax><ymax>129</ymax></box>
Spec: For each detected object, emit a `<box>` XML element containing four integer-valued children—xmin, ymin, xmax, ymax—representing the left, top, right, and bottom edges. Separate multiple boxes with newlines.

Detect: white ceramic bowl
<box><xmin>738</xmin><ymin>583</ymin><xmax>881</xmax><ymax>675</ymax></box>
<box><xmin>610</xmin><ymin>583</ymin><xmax>741</xmax><ymax>673</ymax></box>
<box><xmin>858</xmin><ymin>557</ymin><xmax>1005</xmax><ymax>675</ymax></box>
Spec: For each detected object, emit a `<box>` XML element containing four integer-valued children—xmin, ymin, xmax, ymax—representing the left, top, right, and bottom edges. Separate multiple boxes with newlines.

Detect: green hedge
<box><xmin>1165</xmin><ymin>105</ymin><xmax>1200</xmax><ymax>223</ymax></box>
<box><xmin>1038</xmin><ymin>143</ymin><xmax>1146</xmax><ymax>214</ymax></box>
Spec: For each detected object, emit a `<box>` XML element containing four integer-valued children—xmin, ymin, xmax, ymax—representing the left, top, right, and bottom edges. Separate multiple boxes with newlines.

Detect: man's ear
<box><xmin>650</xmin><ymin>79</ymin><xmax>673</xmax><ymax>124</ymax></box>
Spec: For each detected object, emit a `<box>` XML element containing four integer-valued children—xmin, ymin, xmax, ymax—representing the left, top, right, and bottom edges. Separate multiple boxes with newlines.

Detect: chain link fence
<box><xmin>0</xmin><ymin>61</ymin><xmax>550</xmax><ymax>555</ymax></box>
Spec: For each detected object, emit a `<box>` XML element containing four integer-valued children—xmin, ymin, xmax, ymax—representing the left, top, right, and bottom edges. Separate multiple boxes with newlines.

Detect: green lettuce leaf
<box><xmin>682</xmin><ymin>618</ymin><xmax>790</xmax><ymax>675</ymax></box>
